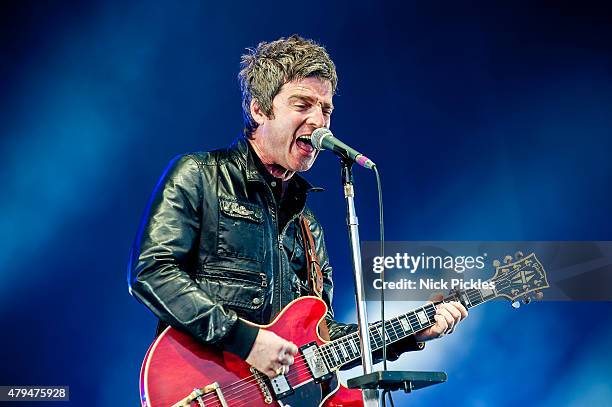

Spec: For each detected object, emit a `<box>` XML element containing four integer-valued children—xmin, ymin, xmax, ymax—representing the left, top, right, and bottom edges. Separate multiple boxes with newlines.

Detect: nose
<box><xmin>306</xmin><ymin>105</ymin><xmax>327</xmax><ymax>129</ymax></box>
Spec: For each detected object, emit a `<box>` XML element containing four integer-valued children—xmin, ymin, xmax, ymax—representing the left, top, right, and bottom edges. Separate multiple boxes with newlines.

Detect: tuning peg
<box><xmin>504</xmin><ymin>255</ymin><xmax>513</xmax><ymax>264</ymax></box>
<box><xmin>493</xmin><ymin>259</ymin><xmax>501</xmax><ymax>268</ymax></box>
<box><xmin>511</xmin><ymin>301</ymin><xmax>521</xmax><ymax>309</ymax></box>
<box><xmin>535</xmin><ymin>291</ymin><xmax>544</xmax><ymax>300</ymax></box>
<box><xmin>514</xmin><ymin>251</ymin><xmax>524</xmax><ymax>259</ymax></box>
<box><xmin>522</xmin><ymin>295</ymin><xmax>531</xmax><ymax>304</ymax></box>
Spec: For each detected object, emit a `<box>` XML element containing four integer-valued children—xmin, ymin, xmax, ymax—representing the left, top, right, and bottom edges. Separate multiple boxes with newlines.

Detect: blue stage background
<box><xmin>1</xmin><ymin>1</ymin><xmax>611</xmax><ymax>405</ymax></box>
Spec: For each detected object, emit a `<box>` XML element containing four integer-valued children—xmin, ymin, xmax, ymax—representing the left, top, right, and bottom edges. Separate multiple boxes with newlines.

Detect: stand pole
<box><xmin>339</xmin><ymin>159</ymin><xmax>447</xmax><ymax>402</ymax></box>
<box><xmin>340</xmin><ymin>160</ymin><xmax>379</xmax><ymax>406</ymax></box>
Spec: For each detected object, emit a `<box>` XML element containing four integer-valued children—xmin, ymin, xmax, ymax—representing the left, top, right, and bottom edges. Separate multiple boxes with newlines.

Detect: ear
<box><xmin>250</xmin><ymin>99</ymin><xmax>267</xmax><ymax>126</ymax></box>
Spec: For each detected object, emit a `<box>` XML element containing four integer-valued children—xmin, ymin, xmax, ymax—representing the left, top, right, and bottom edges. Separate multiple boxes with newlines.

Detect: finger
<box><xmin>452</xmin><ymin>301</ymin><xmax>469</xmax><ymax>319</ymax></box>
<box><xmin>267</xmin><ymin>366</ymin><xmax>278</xmax><ymax>378</ymax></box>
<box><xmin>440</xmin><ymin>307</ymin><xmax>455</xmax><ymax>330</ymax></box>
<box><xmin>274</xmin><ymin>366</ymin><xmax>284</xmax><ymax>377</ymax></box>
<box><xmin>433</xmin><ymin>314</ymin><xmax>448</xmax><ymax>336</ymax></box>
<box><xmin>428</xmin><ymin>293</ymin><xmax>444</xmax><ymax>303</ymax></box>
<box><xmin>278</xmin><ymin>352</ymin><xmax>294</xmax><ymax>365</ymax></box>
<box><xmin>437</xmin><ymin>307</ymin><xmax>455</xmax><ymax>332</ymax></box>
<box><xmin>444</xmin><ymin>307</ymin><xmax>459</xmax><ymax>334</ymax></box>
<box><xmin>284</xmin><ymin>342</ymin><xmax>299</xmax><ymax>355</ymax></box>
<box><xmin>441</xmin><ymin>303</ymin><xmax>462</xmax><ymax>323</ymax></box>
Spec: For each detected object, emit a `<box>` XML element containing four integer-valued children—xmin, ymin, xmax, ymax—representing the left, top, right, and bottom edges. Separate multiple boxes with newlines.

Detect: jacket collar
<box><xmin>230</xmin><ymin>136</ymin><xmax>323</xmax><ymax>194</ymax></box>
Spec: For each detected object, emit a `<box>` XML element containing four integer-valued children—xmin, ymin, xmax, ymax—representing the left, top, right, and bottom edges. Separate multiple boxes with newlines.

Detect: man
<box><xmin>128</xmin><ymin>35</ymin><xmax>467</xmax><ymax>380</ymax></box>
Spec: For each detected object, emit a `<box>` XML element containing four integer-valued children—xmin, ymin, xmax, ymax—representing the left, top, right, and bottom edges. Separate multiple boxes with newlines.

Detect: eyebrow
<box><xmin>288</xmin><ymin>94</ymin><xmax>334</xmax><ymax>110</ymax></box>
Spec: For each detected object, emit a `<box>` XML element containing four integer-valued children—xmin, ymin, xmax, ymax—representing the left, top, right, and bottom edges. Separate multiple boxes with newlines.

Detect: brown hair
<box><xmin>238</xmin><ymin>35</ymin><xmax>337</xmax><ymax>137</ymax></box>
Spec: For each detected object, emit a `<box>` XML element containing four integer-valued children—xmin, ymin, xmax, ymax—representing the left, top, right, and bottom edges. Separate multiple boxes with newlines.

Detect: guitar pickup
<box><xmin>269</xmin><ymin>374</ymin><xmax>294</xmax><ymax>400</ymax></box>
<box><xmin>300</xmin><ymin>342</ymin><xmax>333</xmax><ymax>383</ymax></box>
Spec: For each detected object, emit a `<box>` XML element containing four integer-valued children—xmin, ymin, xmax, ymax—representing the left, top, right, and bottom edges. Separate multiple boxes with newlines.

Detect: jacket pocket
<box><xmin>196</xmin><ymin>266</ymin><xmax>266</xmax><ymax>311</ymax></box>
<box><xmin>217</xmin><ymin>197</ymin><xmax>264</xmax><ymax>262</ymax></box>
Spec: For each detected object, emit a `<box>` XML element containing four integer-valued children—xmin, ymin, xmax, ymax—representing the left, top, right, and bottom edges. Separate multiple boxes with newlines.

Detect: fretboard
<box><xmin>318</xmin><ymin>284</ymin><xmax>498</xmax><ymax>370</ymax></box>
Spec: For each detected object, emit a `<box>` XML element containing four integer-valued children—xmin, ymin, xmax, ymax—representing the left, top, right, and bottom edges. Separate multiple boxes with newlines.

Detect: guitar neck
<box><xmin>319</xmin><ymin>284</ymin><xmax>498</xmax><ymax>370</ymax></box>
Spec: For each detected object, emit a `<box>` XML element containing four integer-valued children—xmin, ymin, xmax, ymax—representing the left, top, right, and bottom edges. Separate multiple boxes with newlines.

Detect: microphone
<box><xmin>311</xmin><ymin>128</ymin><xmax>376</xmax><ymax>170</ymax></box>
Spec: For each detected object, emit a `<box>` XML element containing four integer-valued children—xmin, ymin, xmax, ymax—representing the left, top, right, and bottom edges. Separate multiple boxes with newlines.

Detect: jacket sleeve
<box><xmin>307</xmin><ymin>212</ymin><xmax>424</xmax><ymax>369</ymax></box>
<box><xmin>128</xmin><ymin>154</ymin><xmax>258</xmax><ymax>359</ymax></box>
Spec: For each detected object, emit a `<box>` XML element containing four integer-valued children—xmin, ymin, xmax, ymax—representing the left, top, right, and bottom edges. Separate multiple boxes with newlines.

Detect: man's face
<box><xmin>250</xmin><ymin>77</ymin><xmax>333</xmax><ymax>180</ymax></box>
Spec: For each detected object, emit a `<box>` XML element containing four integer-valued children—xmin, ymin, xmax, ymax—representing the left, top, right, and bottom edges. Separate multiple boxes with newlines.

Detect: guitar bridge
<box><xmin>300</xmin><ymin>342</ymin><xmax>332</xmax><ymax>383</ymax></box>
<box><xmin>171</xmin><ymin>382</ymin><xmax>228</xmax><ymax>407</ymax></box>
<box><xmin>250</xmin><ymin>367</ymin><xmax>274</xmax><ymax>404</ymax></box>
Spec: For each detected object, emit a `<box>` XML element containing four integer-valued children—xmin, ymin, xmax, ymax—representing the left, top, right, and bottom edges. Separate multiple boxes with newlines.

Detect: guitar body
<box><xmin>140</xmin><ymin>296</ymin><xmax>364</xmax><ymax>406</ymax></box>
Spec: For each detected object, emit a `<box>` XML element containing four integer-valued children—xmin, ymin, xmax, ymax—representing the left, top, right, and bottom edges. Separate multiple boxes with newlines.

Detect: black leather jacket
<box><xmin>128</xmin><ymin>137</ymin><xmax>359</xmax><ymax>356</ymax></box>
<box><xmin>128</xmin><ymin>137</ymin><xmax>422</xmax><ymax>360</ymax></box>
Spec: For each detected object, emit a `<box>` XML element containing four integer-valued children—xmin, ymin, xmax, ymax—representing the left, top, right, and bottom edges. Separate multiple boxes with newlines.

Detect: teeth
<box><xmin>297</xmin><ymin>135</ymin><xmax>312</xmax><ymax>145</ymax></box>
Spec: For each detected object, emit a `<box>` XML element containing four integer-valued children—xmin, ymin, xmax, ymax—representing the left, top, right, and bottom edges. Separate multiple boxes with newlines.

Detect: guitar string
<box><xmin>198</xmin><ymin>336</ymin><xmax>415</xmax><ymax>407</ymax></box>
<box><xmin>194</xmin><ymin>324</ymin><xmax>435</xmax><ymax>405</ymax></box>
<box><xmin>194</xmin><ymin>339</ymin><xmax>366</xmax><ymax>406</ymax></box>
<box><xmin>169</xmin><ymin>279</ymin><xmax>520</xmax><ymax>404</ymax></box>
<box><xmin>194</xmin><ymin>362</ymin><xmax>325</xmax><ymax>406</ymax></box>
<box><xmin>195</xmin><ymin>316</ymin><xmax>438</xmax><ymax>407</ymax></box>
<box><xmin>194</xmin><ymin>316</ymin><xmax>438</xmax><ymax>406</ymax></box>
<box><xmin>195</xmin><ymin>337</ymin><xmax>405</xmax><ymax>404</ymax></box>
<box><xmin>194</xmin><ymin>348</ymin><xmax>335</xmax><ymax>406</ymax></box>
<box><xmin>169</xmin><ymin>335</ymin><xmax>383</xmax><ymax>407</ymax></box>
<box><xmin>194</xmin><ymin>328</ymin><xmax>394</xmax><ymax>406</ymax></box>
<box><xmin>209</xmin><ymin>307</ymin><xmax>456</xmax><ymax>402</ymax></box>
<box><xmin>195</xmin><ymin>318</ymin><xmax>413</xmax><ymax>405</ymax></box>
<box><xmin>182</xmin><ymin>299</ymin><xmax>484</xmax><ymax>405</ymax></box>
<box><xmin>204</xmin><ymin>307</ymin><xmax>435</xmax><ymax>404</ymax></box>
<box><xmin>183</xmin><ymin>297</ymin><xmax>498</xmax><ymax>406</ymax></box>
<box><xmin>222</xmin><ymin>286</ymin><xmax>517</xmax><ymax>406</ymax></box>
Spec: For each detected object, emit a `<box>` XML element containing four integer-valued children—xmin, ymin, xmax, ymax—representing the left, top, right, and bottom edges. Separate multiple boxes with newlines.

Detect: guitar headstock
<box><xmin>491</xmin><ymin>251</ymin><xmax>548</xmax><ymax>307</ymax></box>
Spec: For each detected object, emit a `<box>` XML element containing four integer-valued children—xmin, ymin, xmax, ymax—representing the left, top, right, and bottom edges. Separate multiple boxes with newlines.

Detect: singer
<box><xmin>128</xmin><ymin>35</ymin><xmax>467</xmax><ymax>403</ymax></box>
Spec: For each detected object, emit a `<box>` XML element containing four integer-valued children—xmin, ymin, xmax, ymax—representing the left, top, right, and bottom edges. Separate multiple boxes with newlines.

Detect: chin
<box><xmin>300</xmin><ymin>157</ymin><xmax>318</xmax><ymax>170</ymax></box>
<box><xmin>296</xmin><ymin>162</ymin><xmax>315</xmax><ymax>173</ymax></box>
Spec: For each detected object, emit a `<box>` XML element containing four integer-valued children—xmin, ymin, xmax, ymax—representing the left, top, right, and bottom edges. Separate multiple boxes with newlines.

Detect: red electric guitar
<box><xmin>139</xmin><ymin>252</ymin><xmax>547</xmax><ymax>406</ymax></box>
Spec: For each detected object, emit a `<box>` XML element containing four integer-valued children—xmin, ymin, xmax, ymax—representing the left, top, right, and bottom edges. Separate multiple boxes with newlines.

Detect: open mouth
<box><xmin>296</xmin><ymin>135</ymin><xmax>314</xmax><ymax>154</ymax></box>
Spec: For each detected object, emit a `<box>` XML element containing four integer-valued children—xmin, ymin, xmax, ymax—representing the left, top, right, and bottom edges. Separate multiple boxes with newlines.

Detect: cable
<box><xmin>373</xmin><ymin>165</ymin><xmax>387</xmax><ymax>371</ymax></box>
<box><xmin>374</xmin><ymin>165</ymin><xmax>397</xmax><ymax>407</ymax></box>
<box><xmin>387</xmin><ymin>387</ymin><xmax>396</xmax><ymax>407</ymax></box>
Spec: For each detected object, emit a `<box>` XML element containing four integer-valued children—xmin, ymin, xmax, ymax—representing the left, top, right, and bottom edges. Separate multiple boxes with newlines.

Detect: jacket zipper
<box><xmin>260</xmin><ymin>180</ymin><xmax>305</xmax><ymax>315</ymax></box>
<box><xmin>259</xmin><ymin>181</ymin><xmax>283</xmax><ymax>314</ymax></box>
<box><xmin>278</xmin><ymin>211</ymin><xmax>305</xmax><ymax>302</ymax></box>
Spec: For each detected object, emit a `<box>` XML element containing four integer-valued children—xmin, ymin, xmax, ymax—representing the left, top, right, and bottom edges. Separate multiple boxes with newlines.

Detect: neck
<box><xmin>248</xmin><ymin>138</ymin><xmax>295</xmax><ymax>181</ymax></box>
<box><xmin>319</xmin><ymin>285</ymin><xmax>498</xmax><ymax>371</ymax></box>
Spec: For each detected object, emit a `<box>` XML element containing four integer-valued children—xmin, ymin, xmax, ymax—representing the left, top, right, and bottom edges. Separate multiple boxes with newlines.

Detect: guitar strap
<box><xmin>299</xmin><ymin>215</ymin><xmax>331</xmax><ymax>341</ymax></box>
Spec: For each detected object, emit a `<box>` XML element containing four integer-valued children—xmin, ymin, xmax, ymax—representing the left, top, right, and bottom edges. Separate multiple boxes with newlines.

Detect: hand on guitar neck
<box><xmin>245</xmin><ymin>329</ymin><xmax>299</xmax><ymax>378</ymax></box>
<box><xmin>414</xmin><ymin>294</ymin><xmax>469</xmax><ymax>342</ymax></box>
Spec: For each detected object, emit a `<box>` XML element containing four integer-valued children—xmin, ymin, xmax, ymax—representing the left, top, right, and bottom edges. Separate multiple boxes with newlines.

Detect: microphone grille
<box><xmin>311</xmin><ymin>128</ymin><xmax>333</xmax><ymax>150</ymax></box>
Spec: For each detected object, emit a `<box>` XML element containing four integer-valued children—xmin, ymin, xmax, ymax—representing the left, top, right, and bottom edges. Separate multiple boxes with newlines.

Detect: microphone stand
<box><xmin>339</xmin><ymin>158</ymin><xmax>447</xmax><ymax>406</ymax></box>
<box><xmin>340</xmin><ymin>158</ymin><xmax>378</xmax><ymax>406</ymax></box>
